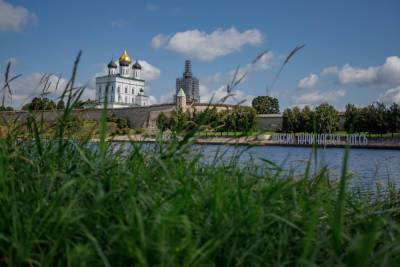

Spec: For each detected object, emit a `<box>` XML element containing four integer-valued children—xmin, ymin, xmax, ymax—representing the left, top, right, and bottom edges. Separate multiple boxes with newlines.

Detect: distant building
<box><xmin>95</xmin><ymin>50</ymin><xmax>149</xmax><ymax>108</ymax></box>
<box><xmin>175</xmin><ymin>60</ymin><xmax>200</xmax><ymax>103</ymax></box>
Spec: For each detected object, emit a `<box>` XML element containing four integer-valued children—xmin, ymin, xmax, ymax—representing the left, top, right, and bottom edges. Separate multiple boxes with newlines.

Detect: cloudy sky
<box><xmin>1</xmin><ymin>0</ymin><xmax>399</xmax><ymax>110</ymax></box>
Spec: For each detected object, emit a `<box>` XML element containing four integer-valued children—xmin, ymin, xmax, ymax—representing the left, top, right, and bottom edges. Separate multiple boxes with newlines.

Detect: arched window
<box><xmin>125</xmin><ymin>96</ymin><xmax>127</xmax><ymax>103</ymax></box>
<box><xmin>118</xmin><ymin>86</ymin><xmax>120</xmax><ymax>93</ymax></box>
<box><xmin>111</xmin><ymin>86</ymin><xmax>114</xmax><ymax>92</ymax></box>
<box><xmin>132</xmin><ymin>88</ymin><xmax>134</xmax><ymax>94</ymax></box>
<box><xmin>125</xmin><ymin>87</ymin><xmax>127</xmax><ymax>93</ymax></box>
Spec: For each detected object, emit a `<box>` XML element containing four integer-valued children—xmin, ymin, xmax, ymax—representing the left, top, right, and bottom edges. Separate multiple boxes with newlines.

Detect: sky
<box><xmin>0</xmin><ymin>0</ymin><xmax>399</xmax><ymax>110</ymax></box>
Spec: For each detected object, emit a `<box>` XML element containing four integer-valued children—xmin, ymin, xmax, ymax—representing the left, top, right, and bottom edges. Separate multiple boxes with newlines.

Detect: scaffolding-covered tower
<box><xmin>175</xmin><ymin>60</ymin><xmax>200</xmax><ymax>103</ymax></box>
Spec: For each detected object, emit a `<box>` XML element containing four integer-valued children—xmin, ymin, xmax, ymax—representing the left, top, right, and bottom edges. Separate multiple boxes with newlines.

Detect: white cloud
<box><xmin>146</xmin><ymin>3</ymin><xmax>159</xmax><ymax>11</ymax></box>
<box><xmin>150</xmin><ymin>34</ymin><xmax>171</xmax><ymax>49</ymax></box>
<box><xmin>0</xmin><ymin>0</ymin><xmax>37</xmax><ymax>32</ymax></box>
<box><xmin>200</xmin><ymin>84</ymin><xmax>254</xmax><ymax>106</ymax></box>
<box><xmin>203</xmin><ymin>51</ymin><xmax>274</xmax><ymax>91</ymax></box>
<box><xmin>238</xmin><ymin>51</ymin><xmax>274</xmax><ymax>75</ymax></box>
<box><xmin>298</xmin><ymin>73</ymin><xmax>319</xmax><ymax>89</ymax></box>
<box><xmin>378</xmin><ymin>86</ymin><xmax>400</xmax><ymax>104</ymax></box>
<box><xmin>4</xmin><ymin>73</ymin><xmax>69</xmax><ymax>107</ymax></box>
<box><xmin>138</xmin><ymin>60</ymin><xmax>161</xmax><ymax>80</ymax></box>
<box><xmin>110</xmin><ymin>19</ymin><xmax>127</xmax><ymax>28</ymax></box>
<box><xmin>322</xmin><ymin>56</ymin><xmax>400</xmax><ymax>87</ymax></box>
<box><xmin>321</xmin><ymin>66</ymin><xmax>338</xmax><ymax>76</ymax></box>
<box><xmin>148</xmin><ymin>95</ymin><xmax>158</xmax><ymax>105</ymax></box>
<box><xmin>159</xmin><ymin>91</ymin><xmax>175</xmax><ymax>104</ymax></box>
<box><xmin>293</xmin><ymin>89</ymin><xmax>346</xmax><ymax>107</ymax></box>
<box><xmin>151</xmin><ymin>27</ymin><xmax>264</xmax><ymax>61</ymax></box>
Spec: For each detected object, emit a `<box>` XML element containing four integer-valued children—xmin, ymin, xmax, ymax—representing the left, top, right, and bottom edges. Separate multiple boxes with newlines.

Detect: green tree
<box><xmin>301</xmin><ymin>106</ymin><xmax>313</xmax><ymax>132</ymax></box>
<box><xmin>251</xmin><ymin>96</ymin><xmax>280</xmax><ymax>114</ymax></box>
<box><xmin>375</xmin><ymin>102</ymin><xmax>388</xmax><ymax>135</ymax></box>
<box><xmin>230</xmin><ymin>106</ymin><xmax>256</xmax><ymax>133</ymax></box>
<box><xmin>156</xmin><ymin>112</ymin><xmax>169</xmax><ymax>131</ymax></box>
<box><xmin>292</xmin><ymin>106</ymin><xmax>302</xmax><ymax>132</ymax></box>
<box><xmin>388</xmin><ymin>103</ymin><xmax>400</xmax><ymax>137</ymax></box>
<box><xmin>0</xmin><ymin>106</ymin><xmax>14</xmax><ymax>111</ymax></box>
<box><xmin>169</xmin><ymin>110</ymin><xmax>189</xmax><ymax>133</ymax></box>
<box><xmin>22</xmin><ymin>97</ymin><xmax>56</xmax><ymax>111</ymax></box>
<box><xmin>56</xmin><ymin>100</ymin><xmax>65</xmax><ymax>110</ymax></box>
<box><xmin>282</xmin><ymin>108</ymin><xmax>295</xmax><ymax>133</ymax></box>
<box><xmin>344</xmin><ymin>103</ymin><xmax>358</xmax><ymax>133</ymax></box>
<box><xmin>314</xmin><ymin>103</ymin><xmax>338</xmax><ymax>133</ymax></box>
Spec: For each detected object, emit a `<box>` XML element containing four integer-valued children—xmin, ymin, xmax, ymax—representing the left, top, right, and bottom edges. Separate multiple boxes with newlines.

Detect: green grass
<box><xmin>1</xmin><ymin>126</ymin><xmax>400</xmax><ymax>266</ymax></box>
<box><xmin>1</xmin><ymin>54</ymin><xmax>400</xmax><ymax>266</ymax></box>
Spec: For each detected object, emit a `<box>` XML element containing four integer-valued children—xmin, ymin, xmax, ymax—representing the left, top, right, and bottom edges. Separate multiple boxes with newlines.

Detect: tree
<box><xmin>282</xmin><ymin>108</ymin><xmax>295</xmax><ymax>133</ymax></box>
<box><xmin>301</xmin><ymin>106</ymin><xmax>313</xmax><ymax>132</ymax></box>
<box><xmin>388</xmin><ymin>103</ymin><xmax>400</xmax><ymax>137</ymax></box>
<box><xmin>22</xmin><ymin>97</ymin><xmax>56</xmax><ymax>111</ymax></box>
<box><xmin>230</xmin><ymin>106</ymin><xmax>256</xmax><ymax>133</ymax></box>
<box><xmin>251</xmin><ymin>96</ymin><xmax>280</xmax><ymax>114</ymax></box>
<box><xmin>156</xmin><ymin>112</ymin><xmax>169</xmax><ymax>131</ymax></box>
<box><xmin>314</xmin><ymin>103</ymin><xmax>338</xmax><ymax>133</ymax></box>
<box><xmin>375</xmin><ymin>102</ymin><xmax>388</xmax><ymax>135</ymax></box>
<box><xmin>56</xmin><ymin>100</ymin><xmax>65</xmax><ymax>110</ymax></box>
<box><xmin>292</xmin><ymin>106</ymin><xmax>302</xmax><ymax>132</ymax></box>
<box><xmin>0</xmin><ymin>106</ymin><xmax>14</xmax><ymax>111</ymax></box>
<box><xmin>344</xmin><ymin>103</ymin><xmax>358</xmax><ymax>133</ymax></box>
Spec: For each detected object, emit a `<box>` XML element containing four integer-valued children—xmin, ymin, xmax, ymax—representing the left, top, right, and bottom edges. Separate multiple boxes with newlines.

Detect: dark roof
<box><xmin>119</xmin><ymin>60</ymin><xmax>130</xmax><ymax>67</ymax></box>
<box><xmin>107</xmin><ymin>60</ymin><xmax>117</xmax><ymax>68</ymax></box>
<box><xmin>132</xmin><ymin>61</ymin><xmax>142</xmax><ymax>70</ymax></box>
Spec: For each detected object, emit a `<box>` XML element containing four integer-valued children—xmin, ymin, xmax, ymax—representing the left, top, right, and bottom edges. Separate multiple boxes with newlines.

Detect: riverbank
<box><xmin>105</xmin><ymin>134</ymin><xmax>400</xmax><ymax>150</ymax></box>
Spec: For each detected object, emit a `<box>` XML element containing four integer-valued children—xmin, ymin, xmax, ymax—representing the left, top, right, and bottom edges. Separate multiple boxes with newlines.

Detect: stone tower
<box><xmin>176</xmin><ymin>88</ymin><xmax>187</xmax><ymax>111</ymax></box>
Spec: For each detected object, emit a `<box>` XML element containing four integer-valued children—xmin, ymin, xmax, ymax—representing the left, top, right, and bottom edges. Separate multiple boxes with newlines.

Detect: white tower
<box><xmin>119</xmin><ymin>50</ymin><xmax>131</xmax><ymax>77</ymax></box>
<box><xmin>132</xmin><ymin>60</ymin><xmax>142</xmax><ymax>79</ymax></box>
<box><xmin>107</xmin><ymin>60</ymin><xmax>117</xmax><ymax>75</ymax></box>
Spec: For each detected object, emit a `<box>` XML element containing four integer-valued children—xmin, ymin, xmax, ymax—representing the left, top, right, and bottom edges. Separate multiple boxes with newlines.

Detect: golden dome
<box><xmin>119</xmin><ymin>50</ymin><xmax>132</xmax><ymax>65</ymax></box>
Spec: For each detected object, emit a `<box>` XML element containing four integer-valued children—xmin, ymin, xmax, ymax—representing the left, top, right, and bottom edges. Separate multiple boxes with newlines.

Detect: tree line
<box><xmin>282</xmin><ymin>102</ymin><xmax>400</xmax><ymax>135</ymax></box>
<box><xmin>157</xmin><ymin>106</ymin><xmax>257</xmax><ymax>133</ymax></box>
<box><xmin>20</xmin><ymin>97</ymin><xmax>97</xmax><ymax>111</ymax></box>
<box><xmin>344</xmin><ymin>102</ymin><xmax>400</xmax><ymax>136</ymax></box>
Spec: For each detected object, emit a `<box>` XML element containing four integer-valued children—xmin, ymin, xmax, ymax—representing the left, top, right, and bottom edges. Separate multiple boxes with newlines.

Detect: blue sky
<box><xmin>1</xmin><ymin>0</ymin><xmax>399</xmax><ymax>110</ymax></box>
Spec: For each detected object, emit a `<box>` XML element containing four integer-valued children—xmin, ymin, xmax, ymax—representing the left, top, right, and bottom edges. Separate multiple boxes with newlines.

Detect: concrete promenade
<box><xmin>105</xmin><ymin>135</ymin><xmax>400</xmax><ymax>150</ymax></box>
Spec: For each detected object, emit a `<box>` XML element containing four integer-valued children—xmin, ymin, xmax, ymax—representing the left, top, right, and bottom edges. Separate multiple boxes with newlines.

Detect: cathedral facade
<box><xmin>95</xmin><ymin>50</ymin><xmax>149</xmax><ymax>108</ymax></box>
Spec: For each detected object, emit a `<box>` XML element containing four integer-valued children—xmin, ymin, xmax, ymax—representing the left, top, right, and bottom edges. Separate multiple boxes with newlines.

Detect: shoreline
<box><xmin>104</xmin><ymin>135</ymin><xmax>400</xmax><ymax>150</ymax></box>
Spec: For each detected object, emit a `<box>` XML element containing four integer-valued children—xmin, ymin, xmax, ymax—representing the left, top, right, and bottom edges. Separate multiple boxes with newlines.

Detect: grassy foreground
<box><xmin>1</xmin><ymin>123</ymin><xmax>400</xmax><ymax>266</ymax></box>
<box><xmin>1</xmin><ymin>55</ymin><xmax>400</xmax><ymax>266</ymax></box>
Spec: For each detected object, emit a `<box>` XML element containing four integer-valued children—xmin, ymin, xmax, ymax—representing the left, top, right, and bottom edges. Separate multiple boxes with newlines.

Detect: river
<box><xmin>196</xmin><ymin>145</ymin><xmax>400</xmax><ymax>191</ymax></box>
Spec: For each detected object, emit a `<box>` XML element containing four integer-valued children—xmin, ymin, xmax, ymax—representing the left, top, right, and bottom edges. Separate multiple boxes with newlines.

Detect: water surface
<box><xmin>197</xmin><ymin>145</ymin><xmax>400</xmax><ymax>190</ymax></box>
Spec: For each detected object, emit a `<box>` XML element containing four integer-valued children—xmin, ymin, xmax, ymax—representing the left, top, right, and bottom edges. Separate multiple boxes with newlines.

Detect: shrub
<box><xmin>252</xmin><ymin>96</ymin><xmax>280</xmax><ymax>114</ymax></box>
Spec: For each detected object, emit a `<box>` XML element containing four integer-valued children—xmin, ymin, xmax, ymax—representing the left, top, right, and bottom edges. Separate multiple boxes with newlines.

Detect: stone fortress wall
<box><xmin>0</xmin><ymin>103</ymin><xmax>234</xmax><ymax>129</ymax></box>
<box><xmin>0</xmin><ymin>104</ymin><xmax>347</xmax><ymax>131</ymax></box>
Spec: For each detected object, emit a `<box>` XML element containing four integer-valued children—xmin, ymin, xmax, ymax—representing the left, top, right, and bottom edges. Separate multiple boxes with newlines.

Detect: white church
<box><xmin>95</xmin><ymin>50</ymin><xmax>149</xmax><ymax>108</ymax></box>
